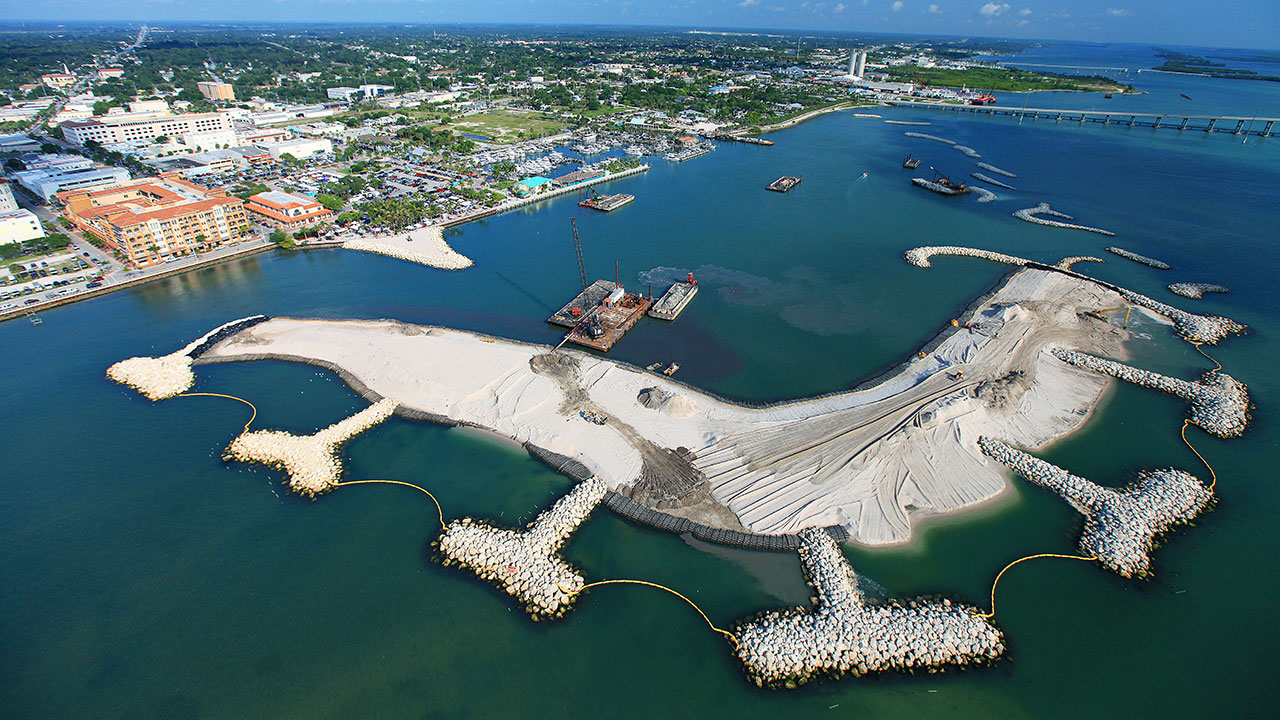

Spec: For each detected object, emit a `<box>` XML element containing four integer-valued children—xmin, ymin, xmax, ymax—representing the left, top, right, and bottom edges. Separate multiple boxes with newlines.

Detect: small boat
<box><xmin>903</xmin><ymin>155</ymin><xmax>921</xmax><ymax>169</ymax></box>
<box><xmin>1104</xmin><ymin>93</ymin><xmax>1113</xmax><ymax>99</ymax></box>
<box><xmin>663</xmin><ymin>362</ymin><xmax>680</xmax><ymax>376</ymax></box>
<box><xmin>646</xmin><ymin>362</ymin><xmax>663</xmax><ymax>371</ymax></box>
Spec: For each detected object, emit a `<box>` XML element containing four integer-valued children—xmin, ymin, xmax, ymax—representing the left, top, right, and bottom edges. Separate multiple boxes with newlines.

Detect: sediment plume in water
<box><xmin>223</xmin><ymin>399</ymin><xmax>399</xmax><ymax>496</ymax></box>
<box><xmin>436</xmin><ymin>478</ymin><xmax>607</xmax><ymax>619</ymax></box>
<box><xmin>1050</xmin><ymin>348</ymin><xmax>1249</xmax><ymax>437</ymax></box>
<box><xmin>733</xmin><ymin>529</ymin><xmax>1004</xmax><ymax>688</ymax></box>
<box><xmin>979</xmin><ymin>437</ymin><xmax>1213</xmax><ymax>578</ymax></box>
<box><xmin>1169</xmin><ymin>283</ymin><xmax>1229</xmax><ymax>299</ymax></box>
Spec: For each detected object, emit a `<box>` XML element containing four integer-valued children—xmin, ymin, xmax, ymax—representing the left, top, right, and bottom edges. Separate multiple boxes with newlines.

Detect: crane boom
<box><xmin>571</xmin><ymin>217</ymin><xmax>587</xmax><ymax>290</ymax></box>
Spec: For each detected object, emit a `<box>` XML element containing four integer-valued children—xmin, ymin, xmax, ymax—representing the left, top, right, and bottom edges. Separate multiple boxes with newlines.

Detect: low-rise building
<box><xmin>12</xmin><ymin>155</ymin><xmax>132</xmax><ymax>201</ymax></box>
<box><xmin>259</xmin><ymin>137</ymin><xmax>333</xmax><ymax>161</ymax></box>
<box><xmin>40</xmin><ymin>73</ymin><xmax>76</xmax><ymax>88</ymax></box>
<box><xmin>59</xmin><ymin>177</ymin><xmax>250</xmax><ymax>268</ymax></box>
<box><xmin>0</xmin><ymin>209</ymin><xmax>45</xmax><ymax>245</ymax></box>
<box><xmin>96</xmin><ymin>67</ymin><xmax>125</xmax><ymax>79</ymax></box>
<box><xmin>0</xmin><ymin>179</ymin><xmax>18</xmax><ymax>212</ymax></box>
<box><xmin>245</xmin><ymin>190</ymin><xmax>334</xmax><ymax>229</ymax></box>
<box><xmin>197</xmin><ymin>81</ymin><xmax>236</xmax><ymax>101</ymax></box>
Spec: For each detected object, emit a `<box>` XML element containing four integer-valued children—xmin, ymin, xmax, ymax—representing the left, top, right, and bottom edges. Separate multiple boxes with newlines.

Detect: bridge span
<box><xmin>888</xmin><ymin>100</ymin><xmax>1276</xmax><ymax>138</ymax></box>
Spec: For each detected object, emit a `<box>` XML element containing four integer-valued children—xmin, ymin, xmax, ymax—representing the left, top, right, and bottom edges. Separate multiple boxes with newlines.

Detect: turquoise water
<box><xmin>3</xmin><ymin>54</ymin><xmax>1280</xmax><ymax>717</ymax></box>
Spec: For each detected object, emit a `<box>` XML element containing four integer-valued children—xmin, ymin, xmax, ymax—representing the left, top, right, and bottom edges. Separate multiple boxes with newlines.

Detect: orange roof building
<box><xmin>245</xmin><ymin>191</ymin><xmax>334</xmax><ymax>230</ymax></box>
<box><xmin>59</xmin><ymin>177</ymin><xmax>251</xmax><ymax>268</ymax></box>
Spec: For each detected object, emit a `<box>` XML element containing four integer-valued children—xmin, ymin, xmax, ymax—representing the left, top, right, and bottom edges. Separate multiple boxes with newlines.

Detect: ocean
<box><xmin>2</xmin><ymin>43</ymin><xmax>1278</xmax><ymax>718</ymax></box>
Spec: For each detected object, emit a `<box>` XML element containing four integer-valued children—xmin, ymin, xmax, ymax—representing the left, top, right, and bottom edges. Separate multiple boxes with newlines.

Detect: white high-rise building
<box><xmin>849</xmin><ymin>51</ymin><xmax>868</xmax><ymax>79</ymax></box>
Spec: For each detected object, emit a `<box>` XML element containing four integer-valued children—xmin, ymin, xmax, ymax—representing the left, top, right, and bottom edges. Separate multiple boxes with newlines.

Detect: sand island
<box><xmin>187</xmin><ymin>261</ymin><xmax>1241</xmax><ymax>546</ymax></box>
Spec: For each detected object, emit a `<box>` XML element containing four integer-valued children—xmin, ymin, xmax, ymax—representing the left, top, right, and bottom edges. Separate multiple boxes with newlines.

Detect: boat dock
<box><xmin>767</xmin><ymin>176</ymin><xmax>802</xmax><ymax>193</ymax></box>
<box><xmin>578</xmin><ymin>193</ymin><xmax>635</xmax><ymax>212</ymax></box>
<box><xmin>548</xmin><ymin>280</ymin><xmax>652</xmax><ymax>352</ymax></box>
<box><xmin>704</xmin><ymin>132</ymin><xmax>775</xmax><ymax>146</ymax></box>
<box><xmin>888</xmin><ymin>100</ymin><xmax>1278</xmax><ymax>137</ymax></box>
<box><xmin>648</xmin><ymin>282</ymin><xmax>698</xmax><ymax>321</ymax></box>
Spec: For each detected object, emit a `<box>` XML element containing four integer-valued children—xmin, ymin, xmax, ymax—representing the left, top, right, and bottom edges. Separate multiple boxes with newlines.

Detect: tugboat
<box><xmin>911</xmin><ymin>168</ymin><xmax>972</xmax><ymax>196</ymax></box>
<box><xmin>902</xmin><ymin>154</ymin><xmax>921</xmax><ymax>169</ymax></box>
<box><xmin>662</xmin><ymin>362</ymin><xmax>680</xmax><ymax>376</ymax></box>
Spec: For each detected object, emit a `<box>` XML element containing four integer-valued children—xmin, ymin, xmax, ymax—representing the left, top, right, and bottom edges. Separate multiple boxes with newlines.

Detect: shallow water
<box><xmin>3</xmin><ymin>47</ymin><xmax>1280</xmax><ymax>718</ymax></box>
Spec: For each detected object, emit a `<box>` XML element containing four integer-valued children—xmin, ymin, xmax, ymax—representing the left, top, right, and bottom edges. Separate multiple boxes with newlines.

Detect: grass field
<box><xmin>443</xmin><ymin>111</ymin><xmax>568</xmax><ymax>142</ymax></box>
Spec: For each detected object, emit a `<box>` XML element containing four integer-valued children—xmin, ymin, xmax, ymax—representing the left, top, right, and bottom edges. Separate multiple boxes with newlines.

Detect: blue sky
<box><xmin>3</xmin><ymin>0</ymin><xmax>1278</xmax><ymax>49</ymax></box>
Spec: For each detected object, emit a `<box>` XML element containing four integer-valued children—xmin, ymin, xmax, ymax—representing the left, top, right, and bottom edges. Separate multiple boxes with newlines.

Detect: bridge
<box><xmin>888</xmin><ymin>100</ymin><xmax>1277</xmax><ymax>138</ymax></box>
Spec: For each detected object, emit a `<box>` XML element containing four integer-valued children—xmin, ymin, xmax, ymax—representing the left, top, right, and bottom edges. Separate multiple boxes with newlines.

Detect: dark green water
<box><xmin>3</xmin><ymin>95</ymin><xmax>1280</xmax><ymax>718</ymax></box>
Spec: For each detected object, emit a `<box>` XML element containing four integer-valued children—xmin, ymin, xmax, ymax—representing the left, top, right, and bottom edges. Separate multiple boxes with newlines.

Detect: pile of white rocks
<box><xmin>978</xmin><ymin>437</ymin><xmax>1213</xmax><ymax>578</ymax></box>
<box><xmin>1055</xmin><ymin>256</ymin><xmax>1105</xmax><ymax>270</ymax></box>
<box><xmin>1106</xmin><ymin>247</ymin><xmax>1170</xmax><ymax>269</ymax></box>
<box><xmin>223</xmin><ymin>398</ymin><xmax>399</xmax><ymax>497</ymax></box>
<box><xmin>106</xmin><ymin>315</ymin><xmax>269</xmax><ymax>400</ymax></box>
<box><xmin>343</xmin><ymin>229</ymin><xmax>473</xmax><ymax>270</ymax></box>
<box><xmin>1012</xmin><ymin>203</ymin><xmax>1116</xmax><ymax>236</ymax></box>
<box><xmin>1169</xmin><ymin>283</ymin><xmax>1229</xmax><ymax>300</ymax></box>
<box><xmin>1112</xmin><ymin>288</ymin><xmax>1244</xmax><ymax>344</ymax></box>
<box><xmin>972</xmin><ymin>172</ymin><xmax>1016</xmax><ymax>190</ymax></box>
<box><xmin>904</xmin><ymin>132</ymin><xmax>957</xmax><ymax>145</ymax></box>
<box><xmin>904</xmin><ymin>246</ymin><xmax>1029</xmax><ymax>268</ymax></box>
<box><xmin>976</xmin><ymin>162</ymin><xmax>1018</xmax><ymax>178</ymax></box>
<box><xmin>1050</xmin><ymin>348</ymin><xmax>1249</xmax><ymax>438</ymax></box>
<box><xmin>954</xmin><ymin>145</ymin><xmax>982</xmax><ymax>158</ymax></box>
<box><xmin>733</xmin><ymin>529</ymin><xmax>1005</xmax><ymax>689</ymax></box>
<box><xmin>972</xmin><ymin>187</ymin><xmax>998</xmax><ymax>203</ymax></box>
<box><xmin>437</xmin><ymin>477</ymin><xmax>607</xmax><ymax>620</ymax></box>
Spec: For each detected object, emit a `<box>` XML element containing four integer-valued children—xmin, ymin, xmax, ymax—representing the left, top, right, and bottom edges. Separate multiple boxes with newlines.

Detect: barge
<box><xmin>767</xmin><ymin>176</ymin><xmax>802</xmax><ymax>193</ymax></box>
<box><xmin>648</xmin><ymin>281</ymin><xmax>699</xmax><ymax>320</ymax></box>
<box><xmin>578</xmin><ymin>192</ymin><xmax>635</xmax><ymax>212</ymax></box>
<box><xmin>912</xmin><ymin>176</ymin><xmax>972</xmax><ymax>196</ymax></box>
<box><xmin>548</xmin><ymin>280</ymin><xmax>651</xmax><ymax>352</ymax></box>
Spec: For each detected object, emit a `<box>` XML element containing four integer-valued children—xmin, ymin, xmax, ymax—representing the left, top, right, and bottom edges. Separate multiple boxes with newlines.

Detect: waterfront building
<box><xmin>245</xmin><ymin>190</ymin><xmax>334</xmax><ymax>230</ymax></box>
<box><xmin>61</xmin><ymin>110</ymin><xmax>234</xmax><ymax>147</ymax></box>
<box><xmin>0</xmin><ymin>208</ymin><xmax>45</xmax><ymax>245</ymax></box>
<box><xmin>197</xmin><ymin>81</ymin><xmax>236</xmax><ymax>102</ymax></box>
<box><xmin>58</xmin><ymin>177</ymin><xmax>250</xmax><ymax>267</ymax></box>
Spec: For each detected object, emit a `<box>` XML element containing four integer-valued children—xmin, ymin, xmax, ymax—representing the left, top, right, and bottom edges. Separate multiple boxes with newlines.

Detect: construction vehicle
<box><xmin>1086</xmin><ymin>306</ymin><xmax>1133</xmax><ymax>328</ymax></box>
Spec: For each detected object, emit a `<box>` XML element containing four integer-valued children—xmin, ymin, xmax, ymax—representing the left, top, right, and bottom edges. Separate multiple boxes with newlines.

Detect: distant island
<box><xmin>1153</xmin><ymin>49</ymin><xmax>1280</xmax><ymax>82</ymax></box>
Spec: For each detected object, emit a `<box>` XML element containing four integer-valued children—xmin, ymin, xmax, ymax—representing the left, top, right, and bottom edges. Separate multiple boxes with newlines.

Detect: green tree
<box><xmin>269</xmin><ymin>229</ymin><xmax>293</xmax><ymax>248</ymax></box>
<box><xmin>153</xmin><ymin>135</ymin><xmax>169</xmax><ymax>144</ymax></box>
<box><xmin>315</xmin><ymin>193</ymin><xmax>344</xmax><ymax>212</ymax></box>
<box><xmin>93</xmin><ymin>100</ymin><xmax>112</xmax><ymax>115</ymax></box>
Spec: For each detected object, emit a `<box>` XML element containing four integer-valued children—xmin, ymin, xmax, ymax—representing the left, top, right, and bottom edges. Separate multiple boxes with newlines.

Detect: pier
<box><xmin>889</xmin><ymin>101</ymin><xmax>1277</xmax><ymax>137</ymax></box>
<box><xmin>548</xmin><ymin>279</ymin><xmax>651</xmax><ymax>352</ymax></box>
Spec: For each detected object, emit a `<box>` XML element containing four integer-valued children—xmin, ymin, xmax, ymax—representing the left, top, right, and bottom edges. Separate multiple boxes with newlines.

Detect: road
<box><xmin>20</xmin><ymin>24</ymin><xmax>150</xmax><ymax>134</ymax></box>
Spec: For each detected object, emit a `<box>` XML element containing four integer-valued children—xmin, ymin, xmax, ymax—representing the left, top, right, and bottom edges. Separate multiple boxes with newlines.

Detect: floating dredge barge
<box><xmin>578</xmin><ymin>192</ymin><xmax>635</xmax><ymax>212</ymax></box>
<box><xmin>912</xmin><ymin>176</ymin><xmax>972</xmax><ymax>196</ymax></box>
<box><xmin>548</xmin><ymin>280</ymin><xmax>652</xmax><ymax>352</ymax></box>
<box><xmin>767</xmin><ymin>176</ymin><xmax>802</xmax><ymax>193</ymax></box>
<box><xmin>648</xmin><ymin>281</ymin><xmax>699</xmax><ymax>321</ymax></box>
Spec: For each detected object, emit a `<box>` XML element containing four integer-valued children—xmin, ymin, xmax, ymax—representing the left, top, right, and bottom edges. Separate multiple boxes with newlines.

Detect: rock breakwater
<box><xmin>904</xmin><ymin>132</ymin><xmax>957</xmax><ymax>145</ymax></box>
<box><xmin>733</xmin><ymin>529</ymin><xmax>1004</xmax><ymax>688</ymax></box>
<box><xmin>437</xmin><ymin>477</ymin><xmax>607</xmax><ymax>619</ymax></box>
<box><xmin>1112</xmin><ymin>288</ymin><xmax>1244</xmax><ymax>344</ymax></box>
<box><xmin>1050</xmin><ymin>348</ymin><xmax>1249</xmax><ymax>437</ymax></box>
<box><xmin>1106</xmin><ymin>247</ymin><xmax>1170</xmax><ymax>269</ymax></box>
<box><xmin>107</xmin><ymin>315</ymin><xmax>269</xmax><ymax>400</ymax></box>
<box><xmin>971</xmin><ymin>173</ymin><xmax>1016</xmax><ymax>190</ymax></box>
<box><xmin>979</xmin><ymin>437</ymin><xmax>1213</xmax><ymax>578</ymax></box>
<box><xmin>1169</xmin><ymin>283</ymin><xmax>1229</xmax><ymax>299</ymax></box>
<box><xmin>975</xmin><ymin>162</ymin><xmax>1017</xmax><ymax>178</ymax></box>
<box><xmin>972</xmin><ymin>187</ymin><xmax>998</xmax><ymax>203</ymax></box>
<box><xmin>904</xmin><ymin>246</ymin><xmax>1029</xmax><ymax>268</ymax></box>
<box><xmin>342</xmin><ymin>226</ymin><xmax>473</xmax><ymax>270</ymax></box>
<box><xmin>223</xmin><ymin>398</ymin><xmax>399</xmax><ymax>496</ymax></box>
<box><xmin>954</xmin><ymin>145</ymin><xmax>982</xmax><ymax>158</ymax></box>
<box><xmin>1055</xmin><ymin>256</ymin><xmax>1105</xmax><ymax>270</ymax></box>
<box><xmin>1013</xmin><ymin>203</ymin><xmax>1116</xmax><ymax>236</ymax></box>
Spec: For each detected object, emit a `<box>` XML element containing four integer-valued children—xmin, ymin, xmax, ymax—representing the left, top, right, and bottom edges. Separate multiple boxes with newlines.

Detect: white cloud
<box><xmin>834</xmin><ymin>2</ymin><xmax>847</xmax><ymax>12</ymax></box>
<box><xmin>1106</xmin><ymin>8</ymin><xmax>1133</xmax><ymax>17</ymax></box>
<box><xmin>738</xmin><ymin>0</ymin><xmax>759</xmax><ymax>6</ymax></box>
<box><xmin>928</xmin><ymin>3</ymin><xmax>941</xmax><ymax>13</ymax></box>
<box><xmin>891</xmin><ymin>0</ymin><xmax>903</xmax><ymax>10</ymax></box>
<box><xmin>980</xmin><ymin>2</ymin><xmax>1009</xmax><ymax>16</ymax></box>
<box><xmin>1019</xmin><ymin>7</ymin><xmax>1032</xmax><ymax>15</ymax></box>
